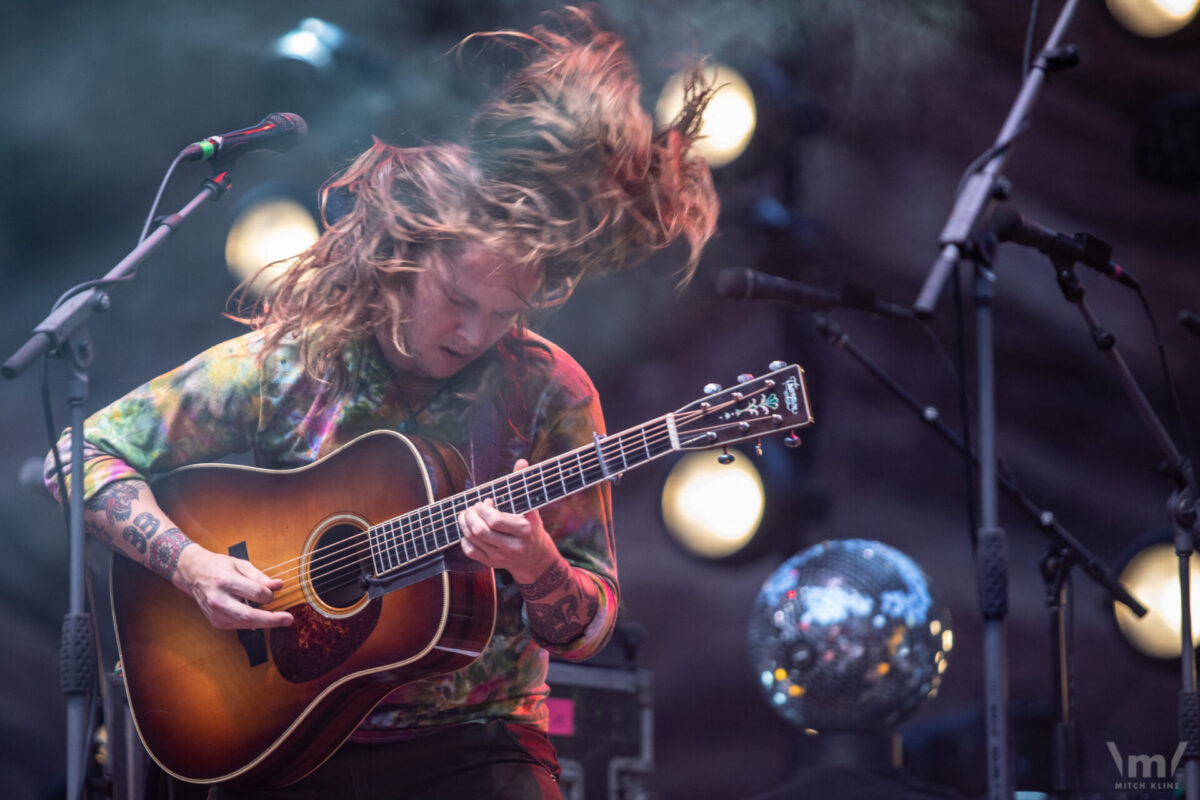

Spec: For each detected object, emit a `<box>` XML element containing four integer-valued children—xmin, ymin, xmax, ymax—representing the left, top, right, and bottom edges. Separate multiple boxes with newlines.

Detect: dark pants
<box><xmin>207</xmin><ymin>721</ymin><xmax>562</xmax><ymax>800</ymax></box>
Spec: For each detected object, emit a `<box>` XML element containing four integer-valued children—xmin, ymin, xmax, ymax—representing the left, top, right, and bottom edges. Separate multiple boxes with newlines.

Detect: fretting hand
<box><xmin>457</xmin><ymin>459</ymin><xmax>560</xmax><ymax>584</ymax></box>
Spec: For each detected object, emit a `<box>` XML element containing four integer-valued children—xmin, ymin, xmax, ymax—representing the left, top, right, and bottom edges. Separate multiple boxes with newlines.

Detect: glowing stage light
<box><xmin>661</xmin><ymin>449</ymin><xmax>765</xmax><ymax>560</ymax></box>
<box><xmin>225</xmin><ymin>195</ymin><xmax>319</xmax><ymax>296</ymax></box>
<box><xmin>1107</xmin><ymin>0</ymin><xmax>1200</xmax><ymax>37</ymax></box>
<box><xmin>274</xmin><ymin>18</ymin><xmax>347</xmax><ymax>71</ymax></box>
<box><xmin>1113</xmin><ymin>540</ymin><xmax>1200</xmax><ymax>659</ymax></box>
<box><xmin>655</xmin><ymin>63</ymin><xmax>757</xmax><ymax>169</ymax></box>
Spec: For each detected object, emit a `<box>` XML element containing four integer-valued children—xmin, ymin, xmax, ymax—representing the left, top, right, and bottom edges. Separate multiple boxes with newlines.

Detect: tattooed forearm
<box><xmin>527</xmin><ymin>591</ymin><xmax>599</xmax><ymax>644</ymax></box>
<box><xmin>523</xmin><ymin>566</ymin><xmax>601</xmax><ymax>645</ymax></box>
<box><xmin>121</xmin><ymin>525</ymin><xmax>148</xmax><ymax>554</ymax></box>
<box><xmin>120</xmin><ymin>511</ymin><xmax>161</xmax><ymax>556</ymax></box>
<box><xmin>133</xmin><ymin>512</ymin><xmax>160</xmax><ymax>537</ymax></box>
<box><xmin>516</xmin><ymin>559</ymin><xmax>570</xmax><ymax>600</ymax></box>
<box><xmin>147</xmin><ymin>527</ymin><xmax>193</xmax><ymax>580</ymax></box>
<box><xmin>85</xmin><ymin>481</ymin><xmax>140</xmax><ymax>525</ymax></box>
<box><xmin>82</xmin><ymin>479</ymin><xmax>192</xmax><ymax>580</ymax></box>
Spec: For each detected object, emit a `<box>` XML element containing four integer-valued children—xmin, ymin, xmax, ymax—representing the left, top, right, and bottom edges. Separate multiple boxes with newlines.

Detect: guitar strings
<box><xmin>258</xmin><ymin>414</ymin><xmax>688</xmax><ymax>607</ymax></box>
<box><xmin>258</xmin><ymin>398</ymin><xmax>767</xmax><ymax>607</ymax></box>
<box><xmin>259</xmin><ymin>417</ymin><xmax>683</xmax><ymax>607</ymax></box>
<box><xmin>260</xmin><ymin>400</ymin><xmax>767</xmax><ymax>607</ymax></box>
<box><xmin>257</xmin><ymin>420</ymin><xmax>678</xmax><ymax>610</ymax></box>
<box><xmin>255</xmin><ymin>393</ymin><xmax>781</xmax><ymax>607</ymax></box>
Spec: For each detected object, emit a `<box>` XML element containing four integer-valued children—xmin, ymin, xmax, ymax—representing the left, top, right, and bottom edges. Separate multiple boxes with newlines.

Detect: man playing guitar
<box><xmin>46</xmin><ymin>8</ymin><xmax>719</xmax><ymax>798</ymax></box>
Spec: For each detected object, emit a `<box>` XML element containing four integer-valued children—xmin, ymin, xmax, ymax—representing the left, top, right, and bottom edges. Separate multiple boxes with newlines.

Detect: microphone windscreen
<box><xmin>271</xmin><ymin>112</ymin><xmax>308</xmax><ymax>136</ymax></box>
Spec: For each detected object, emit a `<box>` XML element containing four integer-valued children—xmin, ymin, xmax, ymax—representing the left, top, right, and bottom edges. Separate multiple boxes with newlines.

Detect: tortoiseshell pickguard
<box><xmin>269</xmin><ymin>600</ymin><xmax>382</xmax><ymax>683</ymax></box>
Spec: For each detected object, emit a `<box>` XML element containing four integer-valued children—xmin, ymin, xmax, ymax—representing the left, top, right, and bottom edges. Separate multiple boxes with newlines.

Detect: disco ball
<box><xmin>748</xmin><ymin>539</ymin><xmax>952</xmax><ymax>731</ymax></box>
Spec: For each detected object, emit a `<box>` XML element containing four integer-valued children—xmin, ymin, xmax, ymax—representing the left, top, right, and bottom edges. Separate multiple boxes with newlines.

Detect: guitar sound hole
<box><xmin>310</xmin><ymin>523</ymin><xmax>370</xmax><ymax>610</ymax></box>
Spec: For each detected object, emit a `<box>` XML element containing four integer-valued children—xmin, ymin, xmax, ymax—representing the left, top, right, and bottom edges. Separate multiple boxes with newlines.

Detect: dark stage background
<box><xmin>2</xmin><ymin>1</ymin><xmax>1199</xmax><ymax>797</ymax></box>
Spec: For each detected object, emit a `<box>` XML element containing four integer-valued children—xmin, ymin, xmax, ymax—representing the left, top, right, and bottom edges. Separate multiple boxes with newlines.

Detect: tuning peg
<box><xmin>754</xmin><ymin>438</ymin><xmax>763</xmax><ymax>456</ymax></box>
<box><xmin>784</xmin><ymin>433</ymin><xmax>803</xmax><ymax>449</ymax></box>
<box><xmin>718</xmin><ymin>447</ymin><xmax>736</xmax><ymax>465</ymax></box>
<box><xmin>768</xmin><ymin>360</ymin><xmax>787</xmax><ymax>371</ymax></box>
<box><xmin>736</xmin><ymin>373</ymin><xmax>754</xmax><ymax>384</ymax></box>
<box><xmin>703</xmin><ymin>383</ymin><xmax>723</xmax><ymax>395</ymax></box>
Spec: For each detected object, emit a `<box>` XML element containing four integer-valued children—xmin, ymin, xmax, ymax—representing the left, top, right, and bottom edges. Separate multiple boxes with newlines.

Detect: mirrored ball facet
<box><xmin>747</xmin><ymin>539</ymin><xmax>951</xmax><ymax>731</ymax></box>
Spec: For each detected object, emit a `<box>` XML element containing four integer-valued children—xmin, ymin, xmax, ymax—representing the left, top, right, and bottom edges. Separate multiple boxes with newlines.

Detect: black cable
<box><xmin>42</xmin><ymin>355</ymin><xmax>71</xmax><ymax>533</ymax></box>
<box><xmin>47</xmin><ymin>150</ymin><xmax>188</xmax><ymax>316</ymax></box>
<box><xmin>1134</xmin><ymin>286</ymin><xmax>1200</xmax><ymax>479</ymax></box>
<box><xmin>50</xmin><ymin>275</ymin><xmax>137</xmax><ymax>314</ymax></box>
<box><xmin>955</xmin><ymin>0</ymin><xmax>1044</xmax><ymax>205</ymax></box>
<box><xmin>139</xmin><ymin>150</ymin><xmax>186</xmax><ymax>244</ymax></box>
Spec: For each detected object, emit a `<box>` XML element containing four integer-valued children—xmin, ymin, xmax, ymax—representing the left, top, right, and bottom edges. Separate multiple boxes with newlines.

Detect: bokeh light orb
<box><xmin>661</xmin><ymin>449</ymin><xmax>765</xmax><ymax>560</ymax></box>
<box><xmin>748</xmin><ymin>539</ymin><xmax>952</xmax><ymax>731</ymax></box>
<box><xmin>655</xmin><ymin>63</ymin><xmax>757</xmax><ymax>169</ymax></box>
<box><xmin>1113</xmin><ymin>541</ymin><xmax>1200</xmax><ymax>659</ymax></box>
<box><xmin>225</xmin><ymin>196</ymin><xmax>319</xmax><ymax>296</ymax></box>
<box><xmin>1107</xmin><ymin>0</ymin><xmax>1200</xmax><ymax>37</ymax></box>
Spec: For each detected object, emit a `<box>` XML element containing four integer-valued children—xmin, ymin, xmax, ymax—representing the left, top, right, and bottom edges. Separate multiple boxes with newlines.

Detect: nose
<box><xmin>454</xmin><ymin>310</ymin><xmax>489</xmax><ymax>350</ymax></box>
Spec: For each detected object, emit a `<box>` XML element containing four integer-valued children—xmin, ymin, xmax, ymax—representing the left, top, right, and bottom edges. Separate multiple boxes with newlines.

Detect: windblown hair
<box><xmin>240</xmin><ymin>6</ymin><xmax>719</xmax><ymax>391</ymax></box>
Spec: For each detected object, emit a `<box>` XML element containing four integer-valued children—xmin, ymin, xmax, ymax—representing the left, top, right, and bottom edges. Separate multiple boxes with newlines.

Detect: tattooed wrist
<box><xmin>516</xmin><ymin>558</ymin><xmax>570</xmax><ymax>600</ymax></box>
<box><xmin>147</xmin><ymin>528</ymin><xmax>193</xmax><ymax>581</ymax></box>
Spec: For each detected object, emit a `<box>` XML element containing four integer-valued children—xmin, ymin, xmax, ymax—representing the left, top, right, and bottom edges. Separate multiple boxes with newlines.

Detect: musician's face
<box><xmin>377</xmin><ymin>242</ymin><xmax>536</xmax><ymax>381</ymax></box>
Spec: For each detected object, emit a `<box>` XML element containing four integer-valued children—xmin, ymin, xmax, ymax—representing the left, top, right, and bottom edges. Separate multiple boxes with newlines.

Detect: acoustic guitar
<box><xmin>111</xmin><ymin>363</ymin><xmax>814</xmax><ymax>786</ymax></box>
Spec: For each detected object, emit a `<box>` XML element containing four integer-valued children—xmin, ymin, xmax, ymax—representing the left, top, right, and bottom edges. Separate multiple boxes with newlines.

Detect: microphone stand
<box><xmin>912</xmin><ymin>0</ymin><xmax>1082</xmax><ymax>319</ymax></box>
<box><xmin>1041</xmin><ymin>255</ymin><xmax>1200</xmax><ymax>800</ymax></box>
<box><xmin>909</xmin><ymin>4</ymin><xmax>1084</xmax><ymax>798</ymax></box>
<box><xmin>3</xmin><ymin>167</ymin><xmax>235</xmax><ymax>800</ymax></box>
<box><xmin>810</xmin><ymin>313</ymin><xmax>1146</xmax><ymax>798</ymax></box>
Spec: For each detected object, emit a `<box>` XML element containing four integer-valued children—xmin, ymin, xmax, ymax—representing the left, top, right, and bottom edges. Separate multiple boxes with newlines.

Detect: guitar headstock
<box><xmin>670</xmin><ymin>362</ymin><xmax>814</xmax><ymax>452</ymax></box>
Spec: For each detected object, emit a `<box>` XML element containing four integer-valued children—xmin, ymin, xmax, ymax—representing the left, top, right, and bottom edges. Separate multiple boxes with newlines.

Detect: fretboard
<box><xmin>365</xmin><ymin>414</ymin><xmax>679</xmax><ymax>576</ymax></box>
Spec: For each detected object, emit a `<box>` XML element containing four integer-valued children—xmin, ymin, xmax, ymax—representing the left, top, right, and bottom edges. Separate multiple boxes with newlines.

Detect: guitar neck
<box><xmin>367</xmin><ymin>415</ymin><xmax>682</xmax><ymax>576</ymax></box>
<box><xmin>365</xmin><ymin>362</ymin><xmax>813</xmax><ymax>577</ymax></box>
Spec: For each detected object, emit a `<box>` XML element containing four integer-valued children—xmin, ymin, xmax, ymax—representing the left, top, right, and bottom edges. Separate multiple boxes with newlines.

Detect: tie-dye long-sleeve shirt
<box><xmin>47</xmin><ymin>327</ymin><xmax>618</xmax><ymax>733</ymax></box>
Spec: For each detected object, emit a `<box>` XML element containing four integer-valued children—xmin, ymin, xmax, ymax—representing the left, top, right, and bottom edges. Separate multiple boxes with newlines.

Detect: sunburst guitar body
<box><xmin>110</xmin><ymin>364</ymin><xmax>814</xmax><ymax>787</ymax></box>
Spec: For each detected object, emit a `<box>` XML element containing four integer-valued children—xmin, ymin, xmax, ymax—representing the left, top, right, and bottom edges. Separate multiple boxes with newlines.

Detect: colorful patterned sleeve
<box><xmin>43</xmin><ymin>332</ymin><xmax>268</xmax><ymax>502</ymax></box>
<box><xmin>523</xmin><ymin>345</ymin><xmax>620</xmax><ymax>662</ymax></box>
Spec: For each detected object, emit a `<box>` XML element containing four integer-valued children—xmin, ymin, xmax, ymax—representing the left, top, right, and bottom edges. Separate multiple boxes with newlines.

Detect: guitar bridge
<box><xmin>228</xmin><ymin>541</ymin><xmax>269</xmax><ymax>667</ymax></box>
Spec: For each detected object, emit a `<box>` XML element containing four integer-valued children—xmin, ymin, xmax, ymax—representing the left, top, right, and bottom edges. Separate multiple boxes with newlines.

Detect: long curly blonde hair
<box><xmin>241</xmin><ymin>7</ymin><xmax>720</xmax><ymax>390</ymax></box>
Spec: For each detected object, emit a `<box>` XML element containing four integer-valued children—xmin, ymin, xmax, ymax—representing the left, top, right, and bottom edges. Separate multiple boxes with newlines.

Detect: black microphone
<box><xmin>716</xmin><ymin>267</ymin><xmax>913</xmax><ymax>319</ymax></box>
<box><xmin>180</xmin><ymin>113</ymin><xmax>308</xmax><ymax>163</ymax></box>
<box><xmin>990</xmin><ymin>206</ymin><xmax>1140</xmax><ymax>289</ymax></box>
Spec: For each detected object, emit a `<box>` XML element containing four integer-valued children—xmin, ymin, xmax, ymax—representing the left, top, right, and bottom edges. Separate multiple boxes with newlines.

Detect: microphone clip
<box><xmin>201</xmin><ymin>169</ymin><xmax>234</xmax><ymax>201</ymax></box>
<box><xmin>1046</xmin><ymin>230</ymin><xmax>1113</xmax><ymax>274</ymax></box>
